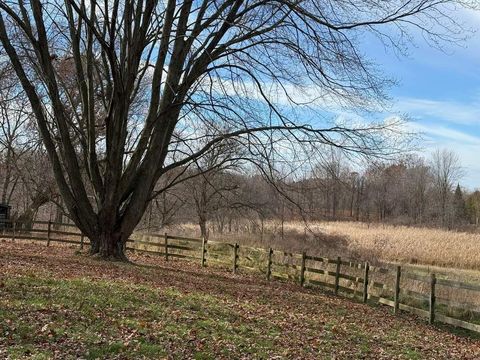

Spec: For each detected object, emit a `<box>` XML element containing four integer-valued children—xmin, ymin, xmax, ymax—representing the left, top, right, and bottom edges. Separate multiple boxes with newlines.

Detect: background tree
<box><xmin>430</xmin><ymin>149</ymin><xmax>463</xmax><ymax>226</ymax></box>
<box><xmin>0</xmin><ymin>63</ymin><xmax>59</xmax><ymax>227</ymax></box>
<box><xmin>453</xmin><ymin>184</ymin><xmax>467</xmax><ymax>224</ymax></box>
<box><xmin>466</xmin><ymin>191</ymin><xmax>480</xmax><ymax>226</ymax></box>
<box><xmin>0</xmin><ymin>64</ymin><xmax>27</xmax><ymax>205</ymax></box>
<box><xmin>186</xmin><ymin>144</ymin><xmax>242</xmax><ymax>239</ymax></box>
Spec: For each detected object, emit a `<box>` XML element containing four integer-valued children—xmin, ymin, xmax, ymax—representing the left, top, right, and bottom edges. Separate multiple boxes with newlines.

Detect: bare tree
<box><xmin>404</xmin><ymin>156</ymin><xmax>431</xmax><ymax>223</ymax></box>
<box><xmin>0</xmin><ymin>64</ymin><xmax>59</xmax><ymax>227</ymax></box>
<box><xmin>0</xmin><ymin>0</ymin><xmax>473</xmax><ymax>259</ymax></box>
<box><xmin>146</xmin><ymin>190</ymin><xmax>186</xmax><ymax>231</ymax></box>
<box><xmin>185</xmin><ymin>143</ymin><xmax>241</xmax><ymax>239</ymax></box>
<box><xmin>313</xmin><ymin>149</ymin><xmax>350</xmax><ymax>218</ymax></box>
<box><xmin>0</xmin><ymin>65</ymin><xmax>27</xmax><ymax>204</ymax></box>
<box><xmin>430</xmin><ymin>149</ymin><xmax>463</xmax><ymax>226</ymax></box>
<box><xmin>466</xmin><ymin>191</ymin><xmax>480</xmax><ymax>226</ymax></box>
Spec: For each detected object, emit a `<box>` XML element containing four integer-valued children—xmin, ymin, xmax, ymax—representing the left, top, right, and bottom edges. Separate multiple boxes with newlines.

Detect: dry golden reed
<box><xmin>303</xmin><ymin>221</ymin><xmax>480</xmax><ymax>270</ymax></box>
<box><xmin>162</xmin><ymin>220</ymin><xmax>480</xmax><ymax>271</ymax></box>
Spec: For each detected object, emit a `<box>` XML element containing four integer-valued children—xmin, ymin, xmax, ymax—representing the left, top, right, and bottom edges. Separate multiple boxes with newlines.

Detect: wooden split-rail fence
<box><xmin>1</xmin><ymin>220</ymin><xmax>480</xmax><ymax>335</ymax></box>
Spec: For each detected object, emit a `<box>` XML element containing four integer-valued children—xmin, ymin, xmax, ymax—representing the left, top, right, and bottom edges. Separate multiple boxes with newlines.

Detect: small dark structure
<box><xmin>0</xmin><ymin>204</ymin><xmax>11</xmax><ymax>229</ymax></box>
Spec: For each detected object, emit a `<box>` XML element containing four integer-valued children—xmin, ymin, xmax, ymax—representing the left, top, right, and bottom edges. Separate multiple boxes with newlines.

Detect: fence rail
<box><xmin>1</xmin><ymin>220</ymin><xmax>480</xmax><ymax>335</ymax></box>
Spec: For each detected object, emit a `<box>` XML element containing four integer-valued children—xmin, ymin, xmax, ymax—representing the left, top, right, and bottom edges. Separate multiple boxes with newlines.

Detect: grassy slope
<box><xmin>0</xmin><ymin>242</ymin><xmax>479</xmax><ymax>359</ymax></box>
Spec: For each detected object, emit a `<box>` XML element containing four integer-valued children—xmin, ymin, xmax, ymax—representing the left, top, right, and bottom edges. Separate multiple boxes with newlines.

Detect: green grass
<box><xmin>0</xmin><ymin>275</ymin><xmax>282</xmax><ymax>359</ymax></box>
<box><xmin>1</xmin><ymin>242</ymin><xmax>480</xmax><ymax>359</ymax></box>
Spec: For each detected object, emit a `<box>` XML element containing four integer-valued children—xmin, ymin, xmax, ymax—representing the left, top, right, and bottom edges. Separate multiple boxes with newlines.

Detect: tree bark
<box><xmin>199</xmin><ymin>214</ymin><xmax>208</xmax><ymax>240</ymax></box>
<box><xmin>89</xmin><ymin>231</ymin><xmax>128</xmax><ymax>261</ymax></box>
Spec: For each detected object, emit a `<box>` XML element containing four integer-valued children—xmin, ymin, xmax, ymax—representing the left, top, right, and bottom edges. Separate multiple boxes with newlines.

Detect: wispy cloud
<box><xmin>409</xmin><ymin>122</ymin><xmax>480</xmax><ymax>145</ymax></box>
<box><xmin>397</xmin><ymin>97</ymin><xmax>480</xmax><ymax>125</ymax></box>
<box><xmin>406</xmin><ymin>122</ymin><xmax>480</xmax><ymax>189</ymax></box>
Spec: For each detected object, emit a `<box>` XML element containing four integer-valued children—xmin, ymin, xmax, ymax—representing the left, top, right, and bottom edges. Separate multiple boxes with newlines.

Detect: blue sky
<box><xmin>370</xmin><ymin>9</ymin><xmax>480</xmax><ymax>189</ymax></box>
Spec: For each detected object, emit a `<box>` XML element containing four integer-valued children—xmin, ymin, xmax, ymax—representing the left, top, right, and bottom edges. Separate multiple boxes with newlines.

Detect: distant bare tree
<box><xmin>313</xmin><ymin>149</ymin><xmax>349</xmax><ymax>218</ymax></box>
<box><xmin>0</xmin><ymin>64</ymin><xmax>59</xmax><ymax>227</ymax></box>
<box><xmin>404</xmin><ymin>156</ymin><xmax>431</xmax><ymax>223</ymax></box>
<box><xmin>430</xmin><ymin>149</ymin><xmax>463</xmax><ymax>226</ymax></box>
<box><xmin>0</xmin><ymin>65</ymin><xmax>27</xmax><ymax>204</ymax></box>
<box><xmin>186</xmin><ymin>142</ymin><xmax>242</xmax><ymax>238</ymax></box>
<box><xmin>466</xmin><ymin>191</ymin><xmax>480</xmax><ymax>226</ymax></box>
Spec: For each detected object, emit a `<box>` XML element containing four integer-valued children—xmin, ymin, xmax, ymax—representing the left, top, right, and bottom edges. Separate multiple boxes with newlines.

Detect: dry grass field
<box><xmin>301</xmin><ymin>222</ymin><xmax>480</xmax><ymax>270</ymax></box>
<box><xmin>164</xmin><ymin>221</ymin><xmax>480</xmax><ymax>273</ymax></box>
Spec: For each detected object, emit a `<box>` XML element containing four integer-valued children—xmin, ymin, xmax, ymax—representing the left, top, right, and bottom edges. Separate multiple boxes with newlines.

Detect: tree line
<box><xmin>1</xmin><ymin>118</ymin><xmax>478</xmax><ymax>238</ymax></box>
<box><xmin>134</xmin><ymin>148</ymin><xmax>479</xmax><ymax>238</ymax></box>
<box><xmin>0</xmin><ymin>82</ymin><xmax>477</xmax><ymax>238</ymax></box>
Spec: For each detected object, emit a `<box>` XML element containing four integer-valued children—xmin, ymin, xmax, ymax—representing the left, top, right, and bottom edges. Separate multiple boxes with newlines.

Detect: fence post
<box><xmin>362</xmin><ymin>262</ymin><xmax>369</xmax><ymax>303</ymax></box>
<box><xmin>266</xmin><ymin>247</ymin><xmax>273</xmax><ymax>280</ymax></box>
<box><xmin>201</xmin><ymin>237</ymin><xmax>207</xmax><ymax>267</ymax></box>
<box><xmin>164</xmin><ymin>232</ymin><xmax>169</xmax><ymax>261</ymax></box>
<box><xmin>11</xmin><ymin>221</ymin><xmax>16</xmax><ymax>242</ymax></box>
<box><xmin>429</xmin><ymin>273</ymin><xmax>436</xmax><ymax>325</ymax></box>
<box><xmin>122</xmin><ymin>233</ymin><xmax>126</xmax><ymax>253</ymax></box>
<box><xmin>394</xmin><ymin>266</ymin><xmax>401</xmax><ymax>314</ymax></box>
<box><xmin>334</xmin><ymin>256</ymin><xmax>341</xmax><ymax>295</ymax></box>
<box><xmin>300</xmin><ymin>252</ymin><xmax>306</xmax><ymax>287</ymax></box>
<box><xmin>47</xmin><ymin>221</ymin><xmax>51</xmax><ymax>247</ymax></box>
<box><xmin>233</xmin><ymin>243</ymin><xmax>239</xmax><ymax>274</ymax></box>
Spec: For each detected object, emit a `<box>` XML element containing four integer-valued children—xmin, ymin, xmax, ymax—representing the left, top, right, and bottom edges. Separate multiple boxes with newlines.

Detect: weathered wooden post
<box><xmin>47</xmin><ymin>221</ymin><xmax>52</xmax><ymax>247</ymax></box>
<box><xmin>201</xmin><ymin>237</ymin><xmax>207</xmax><ymax>267</ymax></box>
<box><xmin>429</xmin><ymin>273</ymin><xmax>436</xmax><ymax>325</ymax></box>
<box><xmin>164</xmin><ymin>233</ymin><xmax>169</xmax><ymax>261</ymax></box>
<box><xmin>394</xmin><ymin>266</ymin><xmax>401</xmax><ymax>314</ymax></box>
<box><xmin>233</xmin><ymin>243</ymin><xmax>239</xmax><ymax>274</ymax></box>
<box><xmin>12</xmin><ymin>221</ymin><xmax>16</xmax><ymax>242</ymax></box>
<box><xmin>300</xmin><ymin>252</ymin><xmax>306</xmax><ymax>287</ymax></box>
<box><xmin>80</xmin><ymin>233</ymin><xmax>84</xmax><ymax>250</ymax></box>
<box><xmin>334</xmin><ymin>256</ymin><xmax>341</xmax><ymax>295</ymax></box>
<box><xmin>266</xmin><ymin>247</ymin><xmax>273</xmax><ymax>280</ymax></box>
<box><xmin>122</xmin><ymin>233</ymin><xmax>126</xmax><ymax>253</ymax></box>
<box><xmin>362</xmin><ymin>262</ymin><xmax>369</xmax><ymax>303</ymax></box>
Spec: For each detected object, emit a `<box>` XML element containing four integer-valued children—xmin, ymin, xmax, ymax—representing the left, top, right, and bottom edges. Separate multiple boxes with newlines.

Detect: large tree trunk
<box><xmin>85</xmin><ymin>201</ymin><xmax>145</xmax><ymax>261</ymax></box>
<box><xmin>89</xmin><ymin>230</ymin><xmax>128</xmax><ymax>261</ymax></box>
